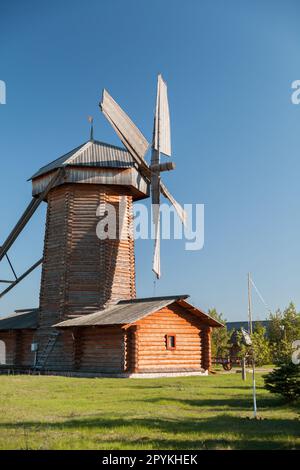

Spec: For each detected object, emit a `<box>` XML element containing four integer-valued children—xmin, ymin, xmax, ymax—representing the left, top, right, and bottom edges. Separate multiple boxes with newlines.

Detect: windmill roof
<box><xmin>0</xmin><ymin>309</ymin><xmax>39</xmax><ymax>330</ymax></box>
<box><xmin>30</xmin><ymin>140</ymin><xmax>136</xmax><ymax>180</ymax></box>
<box><xmin>53</xmin><ymin>296</ymin><xmax>223</xmax><ymax>328</ymax></box>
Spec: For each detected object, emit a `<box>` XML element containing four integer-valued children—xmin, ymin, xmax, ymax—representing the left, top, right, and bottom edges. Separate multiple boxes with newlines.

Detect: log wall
<box><xmin>37</xmin><ymin>183</ymin><xmax>135</xmax><ymax>368</ymax></box>
<box><xmin>77</xmin><ymin>326</ymin><xmax>124</xmax><ymax>373</ymax></box>
<box><xmin>0</xmin><ymin>331</ymin><xmax>16</xmax><ymax>365</ymax></box>
<box><xmin>0</xmin><ymin>330</ymin><xmax>35</xmax><ymax>366</ymax></box>
<box><xmin>127</xmin><ymin>304</ymin><xmax>212</xmax><ymax>373</ymax></box>
<box><xmin>41</xmin><ymin>330</ymin><xmax>75</xmax><ymax>371</ymax></box>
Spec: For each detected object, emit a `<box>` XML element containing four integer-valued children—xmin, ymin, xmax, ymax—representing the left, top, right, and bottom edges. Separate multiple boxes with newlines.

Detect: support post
<box><xmin>242</xmin><ymin>356</ymin><xmax>247</xmax><ymax>381</ymax></box>
<box><xmin>248</xmin><ymin>272</ymin><xmax>257</xmax><ymax>418</ymax></box>
<box><xmin>0</xmin><ymin>168</ymin><xmax>64</xmax><ymax>263</ymax></box>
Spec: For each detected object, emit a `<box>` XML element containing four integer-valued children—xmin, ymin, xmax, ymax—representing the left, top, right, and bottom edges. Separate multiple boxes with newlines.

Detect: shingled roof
<box><xmin>54</xmin><ymin>296</ymin><xmax>223</xmax><ymax>328</ymax></box>
<box><xmin>0</xmin><ymin>309</ymin><xmax>39</xmax><ymax>330</ymax></box>
<box><xmin>30</xmin><ymin>140</ymin><xmax>136</xmax><ymax>180</ymax></box>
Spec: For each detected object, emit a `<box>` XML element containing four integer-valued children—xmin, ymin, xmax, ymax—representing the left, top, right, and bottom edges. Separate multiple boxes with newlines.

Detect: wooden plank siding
<box><xmin>127</xmin><ymin>304</ymin><xmax>212</xmax><ymax>373</ymax></box>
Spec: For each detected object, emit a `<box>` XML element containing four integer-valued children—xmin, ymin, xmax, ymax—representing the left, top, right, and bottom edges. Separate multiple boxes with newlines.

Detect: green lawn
<box><xmin>0</xmin><ymin>372</ymin><xmax>299</xmax><ymax>450</ymax></box>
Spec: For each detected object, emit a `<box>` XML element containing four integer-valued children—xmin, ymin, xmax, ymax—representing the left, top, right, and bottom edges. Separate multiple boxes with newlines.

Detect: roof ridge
<box><xmin>64</xmin><ymin>141</ymin><xmax>93</xmax><ymax>166</ymax></box>
<box><xmin>117</xmin><ymin>295</ymin><xmax>189</xmax><ymax>304</ymax></box>
<box><xmin>92</xmin><ymin>139</ymin><xmax>130</xmax><ymax>152</ymax></box>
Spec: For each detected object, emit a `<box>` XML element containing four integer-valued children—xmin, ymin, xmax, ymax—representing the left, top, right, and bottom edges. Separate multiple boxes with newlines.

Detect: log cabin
<box><xmin>0</xmin><ymin>296</ymin><xmax>222</xmax><ymax>376</ymax></box>
<box><xmin>0</xmin><ymin>139</ymin><xmax>223</xmax><ymax>377</ymax></box>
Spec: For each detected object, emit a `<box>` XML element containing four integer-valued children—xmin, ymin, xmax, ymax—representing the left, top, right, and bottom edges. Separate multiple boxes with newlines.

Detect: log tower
<box><xmin>30</xmin><ymin>139</ymin><xmax>149</xmax><ymax>366</ymax></box>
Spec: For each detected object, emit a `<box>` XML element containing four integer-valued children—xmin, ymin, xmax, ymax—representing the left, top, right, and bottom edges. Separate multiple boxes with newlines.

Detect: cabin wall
<box><xmin>18</xmin><ymin>330</ymin><xmax>36</xmax><ymax>366</ymax></box>
<box><xmin>77</xmin><ymin>326</ymin><xmax>124</xmax><ymax>373</ymax></box>
<box><xmin>0</xmin><ymin>331</ymin><xmax>16</xmax><ymax>365</ymax></box>
<box><xmin>128</xmin><ymin>305</ymin><xmax>212</xmax><ymax>373</ymax></box>
<box><xmin>0</xmin><ymin>330</ymin><xmax>36</xmax><ymax>366</ymax></box>
<box><xmin>42</xmin><ymin>330</ymin><xmax>75</xmax><ymax>371</ymax></box>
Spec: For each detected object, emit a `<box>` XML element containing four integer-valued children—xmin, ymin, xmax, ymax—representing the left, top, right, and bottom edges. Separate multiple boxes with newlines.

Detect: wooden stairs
<box><xmin>34</xmin><ymin>331</ymin><xmax>59</xmax><ymax>370</ymax></box>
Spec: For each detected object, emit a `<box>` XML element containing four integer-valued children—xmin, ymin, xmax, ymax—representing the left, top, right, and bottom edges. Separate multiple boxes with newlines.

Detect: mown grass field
<box><xmin>0</xmin><ymin>371</ymin><xmax>299</xmax><ymax>450</ymax></box>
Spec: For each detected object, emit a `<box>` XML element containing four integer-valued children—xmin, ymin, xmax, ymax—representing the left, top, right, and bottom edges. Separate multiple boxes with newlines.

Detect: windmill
<box><xmin>0</xmin><ymin>74</ymin><xmax>185</xmax><ymax>305</ymax></box>
<box><xmin>0</xmin><ymin>74</ymin><xmax>185</xmax><ymax>312</ymax></box>
<box><xmin>100</xmin><ymin>74</ymin><xmax>186</xmax><ymax>279</ymax></box>
<box><xmin>0</xmin><ymin>76</ymin><xmax>222</xmax><ymax>376</ymax></box>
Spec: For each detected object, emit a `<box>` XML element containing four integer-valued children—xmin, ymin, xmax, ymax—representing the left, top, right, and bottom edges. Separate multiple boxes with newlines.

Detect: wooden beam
<box><xmin>0</xmin><ymin>258</ymin><xmax>43</xmax><ymax>299</ymax></box>
<box><xmin>0</xmin><ymin>168</ymin><xmax>64</xmax><ymax>263</ymax></box>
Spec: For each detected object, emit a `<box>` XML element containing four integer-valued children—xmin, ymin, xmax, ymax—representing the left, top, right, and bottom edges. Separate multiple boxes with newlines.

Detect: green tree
<box><xmin>264</xmin><ymin>302</ymin><xmax>300</xmax><ymax>402</ymax></box>
<box><xmin>230</xmin><ymin>324</ymin><xmax>271</xmax><ymax>366</ymax></box>
<box><xmin>251</xmin><ymin>322</ymin><xmax>271</xmax><ymax>366</ymax></box>
<box><xmin>208</xmin><ymin>309</ymin><xmax>230</xmax><ymax>358</ymax></box>
<box><xmin>264</xmin><ymin>363</ymin><xmax>300</xmax><ymax>401</ymax></box>
<box><xmin>268</xmin><ymin>302</ymin><xmax>300</xmax><ymax>365</ymax></box>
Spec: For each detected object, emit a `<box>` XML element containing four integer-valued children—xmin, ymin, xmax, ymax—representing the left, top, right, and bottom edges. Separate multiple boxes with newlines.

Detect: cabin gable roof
<box><xmin>53</xmin><ymin>296</ymin><xmax>223</xmax><ymax>329</ymax></box>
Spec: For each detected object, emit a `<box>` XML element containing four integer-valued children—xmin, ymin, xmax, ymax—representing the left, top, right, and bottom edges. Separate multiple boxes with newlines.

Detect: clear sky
<box><xmin>0</xmin><ymin>0</ymin><xmax>300</xmax><ymax>321</ymax></box>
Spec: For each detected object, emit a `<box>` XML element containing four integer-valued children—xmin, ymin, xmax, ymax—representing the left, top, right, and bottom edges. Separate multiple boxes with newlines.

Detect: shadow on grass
<box><xmin>214</xmin><ymin>385</ymin><xmax>266</xmax><ymax>390</ymax></box>
<box><xmin>0</xmin><ymin>413</ymin><xmax>299</xmax><ymax>450</ymax></box>
<box><xmin>129</xmin><ymin>395</ymin><xmax>285</xmax><ymax>410</ymax></box>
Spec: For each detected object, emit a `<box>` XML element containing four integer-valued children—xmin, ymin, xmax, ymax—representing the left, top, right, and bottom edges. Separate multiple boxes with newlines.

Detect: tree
<box><xmin>208</xmin><ymin>309</ymin><xmax>230</xmax><ymax>358</ymax></box>
<box><xmin>251</xmin><ymin>322</ymin><xmax>271</xmax><ymax>366</ymax></box>
<box><xmin>264</xmin><ymin>363</ymin><xmax>300</xmax><ymax>401</ymax></box>
<box><xmin>229</xmin><ymin>324</ymin><xmax>271</xmax><ymax>366</ymax></box>
<box><xmin>264</xmin><ymin>302</ymin><xmax>300</xmax><ymax>402</ymax></box>
<box><xmin>268</xmin><ymin>302</ymin><xmax>300</xmax><ymax>365</ymax></box>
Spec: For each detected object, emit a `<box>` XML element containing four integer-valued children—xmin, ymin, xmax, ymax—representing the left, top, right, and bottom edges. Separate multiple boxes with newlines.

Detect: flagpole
<box><xmin>248</xmin><ymin>272</ymin><xmax>257</xmax><ymax>418</ymax></box>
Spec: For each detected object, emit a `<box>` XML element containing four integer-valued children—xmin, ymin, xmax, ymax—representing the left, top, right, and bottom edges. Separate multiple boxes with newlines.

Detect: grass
<box><xmin>0</xmin><ymin>371</ymin><xmax>299</xmax><ymax>450</ymax></box>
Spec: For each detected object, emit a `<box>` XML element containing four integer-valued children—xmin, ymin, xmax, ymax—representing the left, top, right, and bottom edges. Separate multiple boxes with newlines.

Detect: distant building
<box><xmin>226</xmin><ymin>320</ymin><xmax>271</xmax><ymax>336</ymax></box>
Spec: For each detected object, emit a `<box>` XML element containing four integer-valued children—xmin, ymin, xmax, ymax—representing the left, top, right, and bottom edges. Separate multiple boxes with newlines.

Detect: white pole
<box><xmin>248</xmin><ymin>272</ymin><xmax>257</xmax><ymax>418</ymax></box>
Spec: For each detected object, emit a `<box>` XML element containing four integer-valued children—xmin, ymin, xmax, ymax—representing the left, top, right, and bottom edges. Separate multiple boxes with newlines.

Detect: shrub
<box><xmin>208</xmin><ymin>309</ymin><xmax>230</xmax><ymax>358</ymax></box>
<box><xmin>264</xmin><ymin>363</ymin><xmax>300</xmax><ymax>401</ymax></box>
<box><xmin>268</xmin><ymin>303</ymin><xmax>300</xmax><ymax>365</ymax></box>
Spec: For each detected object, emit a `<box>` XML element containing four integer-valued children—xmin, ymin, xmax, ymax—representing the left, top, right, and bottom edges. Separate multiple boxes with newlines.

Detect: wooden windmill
<box><xmin>0</xmin><ymin>74</ymin><xmax>185</xmax><ymax>305</ymax></box>
<box><xmin>0</xmin><ymin>76</ymin><xmax>223</xmax><ymax>375</ymax></box>
<box><xmin>0</xmin><ymin>75</ymin><xmax>188</xmax><ymax>370</ymax></box>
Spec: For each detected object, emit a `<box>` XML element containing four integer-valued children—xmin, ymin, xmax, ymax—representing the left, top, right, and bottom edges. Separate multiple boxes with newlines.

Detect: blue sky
<box><xmin>0</xmin><ymin>0</ymin><xmax>300</xmax><ymax>321</ymax></box>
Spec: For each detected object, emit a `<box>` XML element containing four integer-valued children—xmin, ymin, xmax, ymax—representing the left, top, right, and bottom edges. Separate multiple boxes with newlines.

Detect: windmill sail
<box><xmin>100</xmin><ymin>77</ymin><xmax>187</xmax><ymax>280</ymax></box>
<box><xmin>101</xmin><ymin>89</ymin><xmax>149</xmax><ymax>163</ymax></box>
<box><xmin>152</xmin><ymin>206</ymin><xmax>161</xmax><ymax>279</ymax></box>
<box><xmin>154</xmin><ymin>75</ymin><xmax>171</xmax><ymax>157</ymax></box>
<box><xmin>151</xmin><ymin>158</ymin><xmax>161</xmax><ymax>279</ymax></box>
<box><xmin>160</xmin><ymin>181</ymin><xmax>187</xmax><ymax>226</ymax></box>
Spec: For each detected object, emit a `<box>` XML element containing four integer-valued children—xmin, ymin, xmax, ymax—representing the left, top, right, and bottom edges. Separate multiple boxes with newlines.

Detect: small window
<box><xmin>166</xmin><ymin>334</ymin><xmax>176</xmax><ymax>350</ymax></box>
